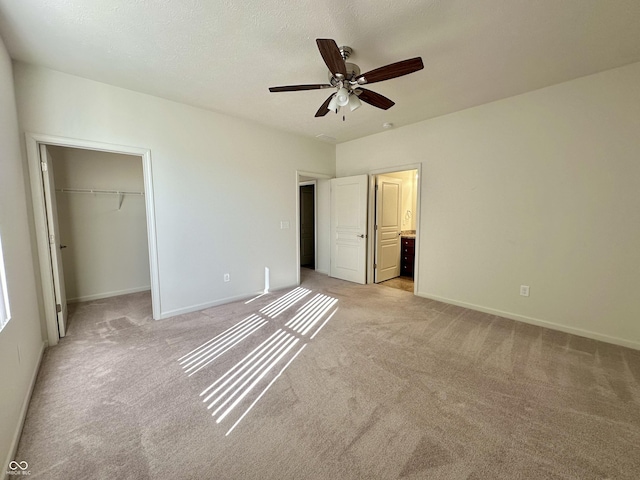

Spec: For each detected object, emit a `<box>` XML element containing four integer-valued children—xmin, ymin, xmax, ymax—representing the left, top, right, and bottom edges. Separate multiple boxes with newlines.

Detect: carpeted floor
<box><xmin>14</xmin><ymin>270</ymin><xmax>640</xmax><ymax>479</ymax></box>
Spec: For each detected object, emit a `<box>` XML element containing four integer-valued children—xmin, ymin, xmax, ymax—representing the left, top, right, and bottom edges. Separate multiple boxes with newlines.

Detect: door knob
<box><xmin>60</xmin><ymin>245</ymin><xmax>67</xmax><ymax>249</ymax></box>
<box><xmin>357</xmin><ymin>234</ymin><xmax>365</xmax><ymax>238</ymax></box>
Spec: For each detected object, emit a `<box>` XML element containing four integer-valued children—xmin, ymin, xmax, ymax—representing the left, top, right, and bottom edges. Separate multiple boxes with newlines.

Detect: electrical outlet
<box><xmin>520</xmin><ymin>285</ymin><xmax>530</xmax><ymax>297</ymax></box>
<box><xmin>280</xmin><ymin>221</ymin><xmax>290</xmax><ymax>230</ymax></box>
<box><xmin>224</xmin><ymin>273</ymin><xmax>230</xmax><ymax>282</ymax></box>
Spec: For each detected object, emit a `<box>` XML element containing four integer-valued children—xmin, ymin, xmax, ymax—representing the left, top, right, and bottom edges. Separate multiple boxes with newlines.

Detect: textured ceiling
<box><xmin>1</xmin><ymin>0</ymin><xmax>640</xmax><ymax>143</ymax></box>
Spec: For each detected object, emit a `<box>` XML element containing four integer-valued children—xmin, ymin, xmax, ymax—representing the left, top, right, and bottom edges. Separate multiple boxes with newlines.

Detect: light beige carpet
<box><xmin>14</xmin><ymin>270</ymin><xmax>640</xmax><ymax>479</ymax></box>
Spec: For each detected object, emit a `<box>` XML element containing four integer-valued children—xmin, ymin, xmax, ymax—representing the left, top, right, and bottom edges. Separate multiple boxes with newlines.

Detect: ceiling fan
<box><xmin>269</xmin><ymin>39</ymin><xmax>424</xmax><ymax>117</ymax></box>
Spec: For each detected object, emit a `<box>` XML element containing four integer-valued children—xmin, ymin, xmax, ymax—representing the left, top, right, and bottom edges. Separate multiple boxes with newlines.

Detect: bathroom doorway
<box><xmin>372</xmin><ymin>169</ymin><xmax>418</xmax><ymax>293</ymax></box>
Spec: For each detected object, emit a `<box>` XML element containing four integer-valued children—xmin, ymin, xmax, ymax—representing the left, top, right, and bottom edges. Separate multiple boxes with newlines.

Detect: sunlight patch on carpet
<box><xmin>286</xmin><ymin>294</ymin><xmax>338</xmax><ymax>335</ymax></box>
<box><xmin>260</xmin><ymin>287</ymin><xmax>311</xmax><ymax>318</ymax></box>
<box><xmin>179</xmin><ymin>287</ymin><xmax>338</xmax><ymax>434</ymax></box>
<box><xmin>179</xmin><ymin>314</ymin><xmax>268</xmax><ymax>376</ymax></box>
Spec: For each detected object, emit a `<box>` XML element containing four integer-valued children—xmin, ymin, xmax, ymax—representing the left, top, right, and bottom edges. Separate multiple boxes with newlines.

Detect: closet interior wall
<box><xmin>49</xmin><ymin>147</ymin><xmax>151</xmax><ymax>302</ymax></box>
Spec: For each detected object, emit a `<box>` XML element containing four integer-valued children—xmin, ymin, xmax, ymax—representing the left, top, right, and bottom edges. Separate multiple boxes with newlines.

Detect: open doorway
<box><xmin>26</xmin><ymin>134</ymin><xmax>160</xmax><ymax>346</ymax></box>
<box><xmin>371</xmin><ymin>169</ymin><xmax>419</xmax><ymax>293</ymax></box>
<box><xmin>296</xmin><ymin>171</ymin><xmax>331</xmax><ymax>285</ymax></box>
<box><xmin>299</xmin><ymin>182</ymin><xmax>316</xmax><ymax>270</ymax></box>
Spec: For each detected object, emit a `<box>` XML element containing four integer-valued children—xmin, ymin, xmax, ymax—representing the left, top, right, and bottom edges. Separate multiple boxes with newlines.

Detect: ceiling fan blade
<box><xmin>356</xmin><ymin>89</ymin><xmax>395</xmax><ymax>110</ymax></box>
<box><xmin>269</xmin><ymin>84</ymin><xmax>333</xmax><ymax>92</ymax></box>
<box><xmin>315</xmin><ymin>94</ymin><xmax>336</xmax><ymax>117</ymax></box>
<box><xmin>316</xmin><ymin>39</ymin><xmax>347</xmax><ymax>77</ymax></box>
<box><xmin>356</xmin><ymin>57</ymin><xmax>424</xmax><ymax>85</ymax></box>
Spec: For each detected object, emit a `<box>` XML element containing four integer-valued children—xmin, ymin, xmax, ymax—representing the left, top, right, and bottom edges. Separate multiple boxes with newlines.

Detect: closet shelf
<box><xmin>55</xmin><ymin>188</ymin><xmax>144</xmax><ymax>210</ymax></box>
<box><xmin>55</xmin><ymin>188</ymin><xmax>144</xmax><ymax>195</ymax></box>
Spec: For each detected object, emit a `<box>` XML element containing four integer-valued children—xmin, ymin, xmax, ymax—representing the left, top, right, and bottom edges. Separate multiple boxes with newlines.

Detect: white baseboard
<box><xmin>160</xmin><ymin>283</ymin><xmax>299</xmax><ymax>319</ymax></box>
<box><xmin>2</xmin><ymin>341</ymin><xmax>45</xmax><ymax>480</ymax></box>
<box><xmin>67</xmin><ymin>286</ymin><xmax>151</xmax><ymax>304</ymax></box>
<box><xmin>416</xmin><ymin>292</ymin><xmax>640</xmax><ymax>351</ymax></box>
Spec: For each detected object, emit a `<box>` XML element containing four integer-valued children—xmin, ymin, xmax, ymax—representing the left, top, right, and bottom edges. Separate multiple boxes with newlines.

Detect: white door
<box><xmin>330</xmin><ymin>175</ymin><xmax>368</xmax><ymax>284</ymax></box>
<box><xmin>40</xmin><ymin>144</ymin><xmax>68</xmax><ymax>337</ymax></box>
<box><xmin>374</xmin><ymin>175</ymin><xmax>402</xmax><ymax>283</ymax></box>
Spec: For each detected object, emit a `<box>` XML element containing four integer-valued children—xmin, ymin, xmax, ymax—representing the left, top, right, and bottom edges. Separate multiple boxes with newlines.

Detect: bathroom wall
<box><xmin>386</xmin><ymin>170</ymin><xmax>418</xmax><ymax>231</ymax></box>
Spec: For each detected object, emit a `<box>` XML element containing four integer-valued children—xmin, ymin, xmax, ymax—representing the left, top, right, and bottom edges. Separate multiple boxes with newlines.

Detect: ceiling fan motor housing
<box><xmin>329</xmin><ymin>62</ymin><xmax>361</xmax><ymax>85</ymax></box>
<box><xmin>327</xmin><ymin>45</ymin><xmax>360</xmax><ymax>86</ymax></box>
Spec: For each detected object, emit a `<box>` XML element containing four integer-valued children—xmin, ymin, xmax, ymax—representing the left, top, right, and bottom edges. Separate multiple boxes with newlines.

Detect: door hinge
<box><xmin>375</xmin><ymin>225</ymin><xmax>378</xmax><ymax>230</ymax></box>
<box><xmin>49</xmin><ymin>234</ymin><xmax>55</xmax><ymax>244</ymax></box>
<box><xmin>374</xmin><ymin>263</ymin><xmax>377</xmax><ymax>269</ymax></box>
<box><xmin>375</xmin><ymin>184</ymin><xmax>378</xmax><ymax>191</ymax></box>
<box><xmin>56</xmin><ymin>303</ymin><xmax>62</xmax><ymax>313</ymax></box>
<box><xmin>41</xmin><ymin>161</ymin><xmax>48</xmax><ymax>172</ymax></box>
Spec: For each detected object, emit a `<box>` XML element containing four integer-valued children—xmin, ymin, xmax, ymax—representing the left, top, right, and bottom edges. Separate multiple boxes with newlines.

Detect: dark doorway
<box><xmin>299</xmin><ymin>184</ymin><xmax>315</xmax><ymax>269</ymax></box>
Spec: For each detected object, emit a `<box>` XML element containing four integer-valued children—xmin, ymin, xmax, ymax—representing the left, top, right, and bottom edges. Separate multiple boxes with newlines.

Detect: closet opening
<box><xmin>53</xmin><ymin>145</ymin><xmax>150</xmax><ymax>291</ymax></box>
<box><xmin>26</xmin><ymin>134</ymin><xmax>160</xmax><ymax>346</ymax></box>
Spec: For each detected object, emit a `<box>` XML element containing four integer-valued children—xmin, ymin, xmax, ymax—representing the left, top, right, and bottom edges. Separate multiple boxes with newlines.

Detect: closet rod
<box><xmin>55</xmin><ymin>188</ymin><xmax>144</xmax><ymax>196</ymax></box>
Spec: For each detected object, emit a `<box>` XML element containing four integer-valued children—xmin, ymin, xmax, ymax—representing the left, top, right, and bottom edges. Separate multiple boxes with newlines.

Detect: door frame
<box><xmin>367</xmin><ymin>163</ymin><xmax>422</xmax><ymax>293</ymax></box>
<box><xmin>26</xmin><ymin>133</ymin><xmax>161</xmax><ymax>346</ymax></box>
<box><xmin>295</xmin><ymin>170</ymin><xmax>331</xmax><ymax>286</ymax></box>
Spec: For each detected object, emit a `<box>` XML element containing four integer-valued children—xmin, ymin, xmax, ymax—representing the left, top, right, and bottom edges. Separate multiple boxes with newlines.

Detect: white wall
<box><xmin>13</xmin><ymin>63</ymin><xmax>336</xmax><ymax>317</ymax></box>
<box><xmin>49</xmin><ymin>147</ymin><xmax>151</xmax><ymax>302</ymax></box>
<box><xmin>337</xmin><ymin>62</ymin><xmax>640</xmax><ymax>349</ymax></box>
<box><xmin>385</xmin><ymin>170</ymin><xmax>418</xmax><ymax>231</ymax></box>
<box><xmin>0</xmin><ymin>38</ymin><xmax>44</xmax><ymax>474</ymax></box>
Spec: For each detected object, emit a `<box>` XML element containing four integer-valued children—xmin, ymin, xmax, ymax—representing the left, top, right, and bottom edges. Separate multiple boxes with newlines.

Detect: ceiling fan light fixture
<box><xmin>327</xmin><ymin>95</ymin><xmax>339</xmax><ymax>113</ymax></box>
<box><xmin>348</xmin><ymin>93</ymin><xmax>362</xmax><ymax>112</ymax></box>
<box><xmin>336</xmin><ymin>87</ymin><xmax>350</xmax><ymax>107</ymax></box>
